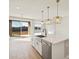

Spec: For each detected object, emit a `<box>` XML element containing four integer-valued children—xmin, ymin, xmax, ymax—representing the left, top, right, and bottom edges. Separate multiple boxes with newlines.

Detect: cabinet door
<box><xmin>38</xmin><ymin>41</ymin><xmax>42</xmax><ymax>55</ymax></box>
<box><xmin>32</xmin><ymin>38</ymin><xmax>35</xmax><ymax>47</ymax></box>
<box><xmin>35</xmin><ymin>40</ymin><xmax>39</xmax><ymax>51</ymax></box>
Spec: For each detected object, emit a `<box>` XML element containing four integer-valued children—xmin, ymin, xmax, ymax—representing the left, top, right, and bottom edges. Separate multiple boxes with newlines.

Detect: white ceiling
<box><xmin>9</xmin><ymin>0</ymin><xmax>69</xmax><ymax>20</ymax></box>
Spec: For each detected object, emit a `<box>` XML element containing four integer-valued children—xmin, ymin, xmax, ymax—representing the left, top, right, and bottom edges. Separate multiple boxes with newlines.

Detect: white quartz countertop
<box><xmin>42</xmin><ymin>35</ymin><xmax>68</xmax><ymax>44</ymax></box>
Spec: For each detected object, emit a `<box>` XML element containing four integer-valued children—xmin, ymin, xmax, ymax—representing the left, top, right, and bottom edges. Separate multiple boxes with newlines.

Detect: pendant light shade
<box><xmin>54</xmin><ymin>0</ymin><xmax>62</xmax><ymax>24</ymax></box>
<box><xmin>45</xmin><ymin>6</ymin><xmax>52</xmax><ymax>24</ymax></box>
<box><xmin>41</xmin><ymin>10</ymin><xmax>44</xmax><ymax>24</ymax></box>
<box><xmin>54</xmin><ymin>16</ymin><xmax>62</xmax><ymax>24</ymax></box>
<box><xmin>47</xmin><ymin>6</ymin><xmax>50</xmax><ymax>21</ymax></box>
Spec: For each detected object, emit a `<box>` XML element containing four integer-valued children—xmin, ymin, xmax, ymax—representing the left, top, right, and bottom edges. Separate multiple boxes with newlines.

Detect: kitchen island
<box><xmin>32</xmin><ymin>35</ymin><xmax>69</xmax><ymax>59</ymax></box>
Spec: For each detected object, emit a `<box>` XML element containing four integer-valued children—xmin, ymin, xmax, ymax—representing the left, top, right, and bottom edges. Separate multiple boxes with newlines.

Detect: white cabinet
<box><xmin>32</xmin><ymin>37</ymin><xmax>42</xmax><ymax>55</ymax></box>
<box><xmin>37</xmin><ymin>39</ymin><xmax>42</xmax><ymax>55</ymax></box>
<box><xmin>32</xmin><ymin>37</ymin><xmax>69</xmax><ymax>59</ymax></box>
<box><xmin>52</xmin><ymin>40</ymin><xmax>69</xmax><ymax>59</ymax></box>
<box><xmin>32</xmin><ymin>37</ymin><xmax>38</xmax><ymax>50</ymax></box>
<box><xmin>52</xmin><ymin>42</ymin><xmax>65</xmax><ymax>59</ymax></box>
<box><xmin>32</xmin><ymin>37</ymin><xmax>36</xmax><ymax>47</ymax></box>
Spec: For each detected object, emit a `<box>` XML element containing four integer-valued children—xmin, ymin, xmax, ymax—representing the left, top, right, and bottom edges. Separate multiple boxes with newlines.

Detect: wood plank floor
<box><xmin>9</xmin><ymin>39</ymin><xmax>42</xmax><ymax>59</ymax></box>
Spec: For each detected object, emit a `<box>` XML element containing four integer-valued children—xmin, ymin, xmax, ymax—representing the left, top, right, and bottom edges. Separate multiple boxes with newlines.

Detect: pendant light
<box><xmin>45</xmin><ymin>6</ymin><xmax>51</xmax><ymax>24</ymax></box>
<box><xmin>41</xmin><ymin>10</ymin><xmax>44</xmax><ymax>24</ymax></box>
<box><xmin>47</xmin><ymin>6</ymin><xmax>50</xmax><ymax>21</ymax></box>
<box><xmin>54</xmin><ymin>0</ymin><xmax>62</xmax><ymax>24</ymax></box>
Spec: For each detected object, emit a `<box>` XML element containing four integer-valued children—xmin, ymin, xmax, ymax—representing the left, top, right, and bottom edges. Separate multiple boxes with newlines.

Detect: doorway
<box><xmin>9</xmin><ymin>20</ymin><xmax>31</xmax><ymax>37</ymax></box>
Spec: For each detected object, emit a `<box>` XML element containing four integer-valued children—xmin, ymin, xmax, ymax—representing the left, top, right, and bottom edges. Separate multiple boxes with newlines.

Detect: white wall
<box><xmin>56</xmin><ymin>16</ymin><xmax>69</xmax><ymax>38</ymax></box>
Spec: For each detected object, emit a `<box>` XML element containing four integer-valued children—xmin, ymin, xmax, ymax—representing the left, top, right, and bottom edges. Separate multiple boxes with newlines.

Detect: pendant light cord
<box><xmin>57</xmin><ymin>0</ymin><xmax>59</xmax><ymax>16</ymax></box>
<box><xmin>41</xmin><ymin>10</ymin><xmax>44</xmax><ymax>21</ymax></box>
<box><xmin>57</xmin><ymin>1</ymin><xmax>58</xmax><ymax>16</ymax></box>
<box><xmin>47</xmin><ymin>6</ymin><xmax>50</xmax><ymax>21</ymax></box>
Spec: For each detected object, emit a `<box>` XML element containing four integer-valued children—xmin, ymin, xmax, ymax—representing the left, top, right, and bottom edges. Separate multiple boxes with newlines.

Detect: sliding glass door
<box><xmin>9</xmin><ymin>20</ymin><xmax>29</xmax><ymax>37</ymax></box>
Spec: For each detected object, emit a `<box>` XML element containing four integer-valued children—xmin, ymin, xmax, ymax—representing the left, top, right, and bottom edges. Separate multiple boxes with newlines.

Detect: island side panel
<box><xmin>52</xmin><ymin>41</ymin><xmax>65</xmax><ymax>59</ymax></box>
